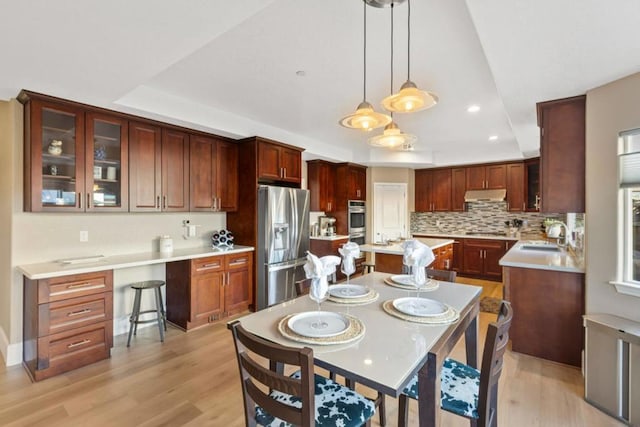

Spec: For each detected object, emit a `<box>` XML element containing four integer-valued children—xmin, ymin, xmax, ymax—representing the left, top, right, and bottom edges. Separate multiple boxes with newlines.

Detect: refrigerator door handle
<box><xmin>267</xmin><ymin>258</ymin><xmax>307</xmax><ymax>273</ymax></box>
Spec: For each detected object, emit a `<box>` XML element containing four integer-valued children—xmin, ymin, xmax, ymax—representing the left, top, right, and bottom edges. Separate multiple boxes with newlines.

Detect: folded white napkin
<box><xmin>401</xmin><ymin>239</ymin><xmax>435</xmax><ymax>285</ymax></box>
<box><xmin>338</xmin><ymin>242</ymin><xmax>360</xmax><ymax>276</ymax></box>
<box><xmin>303</xmin><ymin>252</ymin><xmax>341</xmax><ymax>301</ymax></box>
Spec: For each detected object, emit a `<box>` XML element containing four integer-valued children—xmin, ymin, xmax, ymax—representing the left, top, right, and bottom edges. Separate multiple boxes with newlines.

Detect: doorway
<box><xmin>373</xmin><ymin>183</ymin><xmax>408</xmax><ymax>243</ymax></box>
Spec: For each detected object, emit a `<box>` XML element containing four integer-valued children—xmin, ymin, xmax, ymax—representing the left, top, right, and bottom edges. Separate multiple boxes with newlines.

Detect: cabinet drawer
<box><xmin>225</xmin><ymin>253</ymin><xmax>252</xmax><ymax>270</ymax></box>
<box><xmin>192</xmin><ymin>256</ymin><xmax>225</xmax><ymax>274</ymax></box>
<box><xmin>38</xmin><ymin>271</ymin><xmax>113</xmax><ymax>304</ymax></box>
<box><xmin>40</xmin><ymin>292</ymin><xmax>113</xmax><ymax>337</ymax></box>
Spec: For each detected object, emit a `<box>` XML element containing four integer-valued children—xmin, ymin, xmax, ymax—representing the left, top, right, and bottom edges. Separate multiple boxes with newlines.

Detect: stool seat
<box><xmin>127</xmin><ymin>280</ymin><xmax>167</xmax><ymax>347</ymax></box>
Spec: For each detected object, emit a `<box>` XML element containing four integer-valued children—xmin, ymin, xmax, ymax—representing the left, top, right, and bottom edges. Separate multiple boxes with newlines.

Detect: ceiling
<box><xmin>1</xmin><ymin>0</ymin><xmax>639</xmax><ymax>168</ymax></box>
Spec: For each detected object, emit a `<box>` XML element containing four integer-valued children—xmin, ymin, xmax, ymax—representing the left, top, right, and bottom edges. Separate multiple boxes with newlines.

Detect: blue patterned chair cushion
<box><xmin>402</xmin><ymin>357</ymin><xmax>480</xmax><ymax>419</ymax></box>
<box><xmin>255</xmin><ymin>371</ymin><xmax>376</xmax><ymax>427</ymax></box>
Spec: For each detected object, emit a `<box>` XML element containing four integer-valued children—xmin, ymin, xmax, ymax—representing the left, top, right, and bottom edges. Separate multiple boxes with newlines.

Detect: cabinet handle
<box><xmin>283</xmin><ymin>168</ymin><xmax>287</xmax><ymax>179</ymax></box>
<box><xmin>229</xmin><ymin>258</ymin><xmax>247</xmax><ymax>266</ymax></box>
<box><xmin>444</xmin><ymin>259</ymin><xmax>450</xmax><ymax>270</ymax></box>
<box><xmin>156</xmin><ymin>195</ymin><xmax>160</xmax><ymax>210</ymax></box>
<box><xmin>68</xmin><ymin>339</ymin><xmax>91</xmax><ymax>349</ymax></box>
<box><xmin>86</xmin><ymin>193</ymin><xmax>91</xmax><ymax>209</ymax></box>
<box><xmin>197</xmin><ymin>263</ymin><xmax>221</xmax><ymax>271</ymax></box>
<box><xmin>523</xmin><ymin>202</ymin><xmax>526</xmax><ymax>211</ymax></box>
<box><xmin>163</xmin><ymin>195</ymin><xmax>167</xmax><ymax>209</ymax></box>
<box><xmin>211</xmin><ymin>197</ymin><xmax>216</xmax><ymax>210</ymax></box>
<box><xmin>78</xmin><ymin>192</ymin><xmax>82</xmax><ymax>209</ymax></box>
<box><xmin>67</xmin><ymin>282</ymin><xmax>93</xmax><ymax>289</ymax></box>
<box><xmin>67</xmin><ymin>308</ymin><xmax>91</xmax><ymax>317</ymax></box>
<box><xmin>217</xmin><ymin>197</ymin><xmax>221</xmax><ymax>211</ymax></box>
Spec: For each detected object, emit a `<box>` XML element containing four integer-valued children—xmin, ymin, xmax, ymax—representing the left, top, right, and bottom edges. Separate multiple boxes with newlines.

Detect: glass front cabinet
<box><xmin>21</xmin><ymin>92</ymin><xmax>128</xmax><ymax>212</ymax></box>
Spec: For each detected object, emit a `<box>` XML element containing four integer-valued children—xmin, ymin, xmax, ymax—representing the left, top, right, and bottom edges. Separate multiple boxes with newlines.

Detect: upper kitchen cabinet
<box><xmin>537</xmin><ymin>95</ymin><xmax>586</xmax><ymax>213</ymax></box>
<box><xmin>189</xmin><ymin>135</ymin><xmax>238</xmax><ymax>212</ymax></box>
<box><xmin>466</xmin><ymin>164</ymin><xmax>506</xmax><ymax>190</ymax></box>
<box><xmin>129</xmin><ymin>123</ymin><xmax>189</xmax><ymax>212</ymax></box>
<box><xmin>336</xmin><ymin>163</ymin><xmax>367</xmax><ymax>201</ymax></box>
<box><xmin>255</xmin><ymin>137</ymin><xmax>303</xmax><ymax>186</ymax></box>
<box><xmin>525</xmin><ymin>157</ymin><xmax>541</xmax><ymax>211</ymax></box>
<box><xmin>505</xmin><ymin>163</ymin><xmax>525</xmax><ymax>212</ymax></box>
<box><xmin>307</xmin><ymin>160</ymin><xmax>336</xmax><ymax>212</ymax></box>
<box><xmin>415</xmin><ymin>168</ymin><xmax>451</xmax><ymax>212</ymax></box>
<box><xmin>20</xmin><ymin>91</ymin><xmax>128</xmax><ymax>212</ymax></box>
<box><xmin>451</xmin><ymin>167</ymin><xmax>466</xmax><ymax>212</ymax></box>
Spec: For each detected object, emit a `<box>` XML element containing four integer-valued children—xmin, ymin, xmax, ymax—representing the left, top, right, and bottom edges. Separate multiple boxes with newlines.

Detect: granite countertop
<box><xmin>360</xmin><ymin>237</ymin><xmax>454</xmax><ymax>255</ymax></box>
<box><xmin>499</xmin><ymin>241</ymin><xmax>585</xmax><ymax>273</ymax></box>
<box><xmin>17</xmin><ymin>245</ymin><xmax>255</xmax><ymax>280</ymax></box>
<box><xmin>412</xmin><ymin>231</ymin><xmax>544</xmax><ymax>241</ymax></box>
<box><xmin>309</xmin><ymin>235</ymin><xmax>350</xmax><ymax>241</ymax></box>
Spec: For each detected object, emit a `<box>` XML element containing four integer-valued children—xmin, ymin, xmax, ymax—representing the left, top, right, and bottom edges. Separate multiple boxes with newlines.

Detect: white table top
<box><xmin>360</xmin><ymin>237</ymin><xmax>454</xmax><ymax>255</ymax></box>
<box><xmin>235</xmin><ymin>272</ymin><xmax>481</xmax><ymax>396</ymax></box>
<box><xmin>499</xmin><ymin>241</ymin><xmax>585</xmax><ymax>273</ymax></box>
<box><xmin>17</xmin><ymin>245</ymin><xmax>255</xmax><ymax>280</ymax></box>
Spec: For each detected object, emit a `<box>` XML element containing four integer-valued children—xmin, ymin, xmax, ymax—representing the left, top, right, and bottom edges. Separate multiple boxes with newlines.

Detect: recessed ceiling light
<box><xmin>295</xmin><ymin>70</ymin><xmax>306</xmax><ymax>77</ymax></box>
<box><xmin>488</xmin><ymin>135</ymin><xmax>499</xmax><ymax>141</ymax></box>
<box><xmin>467</xmin><ymin>105</ymin><xmax>480</xmax><ymax>113</ymax></box>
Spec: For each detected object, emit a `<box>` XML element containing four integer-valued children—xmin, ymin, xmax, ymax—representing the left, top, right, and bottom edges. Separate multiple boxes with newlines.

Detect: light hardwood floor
<box><xmin>0</xmin><ymin>279</ymin><xmax>625</xmax><ymax>427</ymax></box>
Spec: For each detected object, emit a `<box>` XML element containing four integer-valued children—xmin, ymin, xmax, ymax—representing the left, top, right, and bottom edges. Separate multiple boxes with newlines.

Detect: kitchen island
<box><xmin>360</xmin><ymin>237</ymin><xmax>454</xmax><ymax>274</ymax></box>
<box><xmin>499</xmin><ymin>241</ymin><xmax>585</xmax><ymax>366</ymax></box>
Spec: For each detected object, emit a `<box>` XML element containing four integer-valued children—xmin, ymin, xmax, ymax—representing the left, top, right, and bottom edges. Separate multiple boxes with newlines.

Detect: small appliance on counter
<box><xmin>319</xmin><ymin>216</ymin><xmax>336</xmax><ymax>236</ymax></box>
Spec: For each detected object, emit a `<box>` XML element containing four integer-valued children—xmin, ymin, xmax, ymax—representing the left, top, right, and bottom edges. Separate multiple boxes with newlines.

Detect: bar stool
<box><xmin>127</xmin><ymin>280</ymin><xmax>167</xmax><ymax>347</ymax></box>
<box><xmin>363</xmin><ymin>263</ymin><xmax>375</xmax><ymax>274</ymax></box>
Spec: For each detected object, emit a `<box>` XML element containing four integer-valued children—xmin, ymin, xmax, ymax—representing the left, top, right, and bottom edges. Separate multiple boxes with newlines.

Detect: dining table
<box><xmin>234</xmin><ymin>271</ymin><xmax>482</xmax><ymax>427</ymax></box>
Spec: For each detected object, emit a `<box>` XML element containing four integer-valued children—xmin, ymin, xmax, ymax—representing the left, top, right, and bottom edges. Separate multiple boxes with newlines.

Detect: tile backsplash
<box><xmin>411</xmin><ymin>201</ymin><xmax>565</xmax><ymax>237</ymax></box>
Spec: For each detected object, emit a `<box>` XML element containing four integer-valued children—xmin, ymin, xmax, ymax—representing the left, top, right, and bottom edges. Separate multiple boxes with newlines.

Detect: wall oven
<box><xmin>348</xmin><ymin>200</ymin><xmax>366</xmax><ymax>244</ymax></box>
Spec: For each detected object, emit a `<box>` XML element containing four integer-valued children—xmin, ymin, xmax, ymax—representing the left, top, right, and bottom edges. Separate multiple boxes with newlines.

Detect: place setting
<box><xmin>278</xmin><ymin>252</ymin><xmax>366</xmax><ymax>345</ymax></box>
<box><xmin>327</xmin><ymin>242</ymin><xmax>379</xmax><ymax>305</ymax></box>
<box><xmin>382</xmin><ymin>239</ymin><xmax>458</xmax><ymax>324</ymax></box>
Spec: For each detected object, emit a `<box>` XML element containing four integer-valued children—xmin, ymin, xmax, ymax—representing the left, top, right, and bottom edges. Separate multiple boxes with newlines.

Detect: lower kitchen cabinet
<box><xmin>23</xmin><ymin>270</ymin><xmax>114</xmax><ymax>381</ymax></box>
<box><xmin>373</xmin><ymin>243</ymin><xmax>453</xmax><ymax>274</ymax></box>
<box><xmin>166</xmin><ymin>252</ymin><xmax>253</xmax><ymax>330</ymax></box>
<box><xmin>462</xmin><ymin>239</ymin><xmax>506</xmax><ymax>281</ymax></box>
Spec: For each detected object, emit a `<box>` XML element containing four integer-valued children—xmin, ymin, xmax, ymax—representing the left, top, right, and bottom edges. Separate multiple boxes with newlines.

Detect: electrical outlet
<box><xmin>80</xmin><ymin>230</ymin><xmax>89</xmax><ymax>242</ymax></box>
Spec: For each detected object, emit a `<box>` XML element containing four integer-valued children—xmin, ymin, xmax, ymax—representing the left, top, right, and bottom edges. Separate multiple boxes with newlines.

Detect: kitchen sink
<box><xmin>519</xmin><ymin>244</ymin><xmax>562</xmax><ymax>252</ymax></box>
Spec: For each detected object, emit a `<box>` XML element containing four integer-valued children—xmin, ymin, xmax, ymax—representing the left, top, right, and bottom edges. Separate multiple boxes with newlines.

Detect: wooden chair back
<box><xmin>294</xmin><ymin>278</ymin><xmax>312</xmax><ymax>296</ymax></box>
<box><xmin>477</xmin><ymin>301</ymin><xmax>513</xmax><ymax>427</ymax></box>
<box><xmin>229</xmin><ymin>321</ymin><xmax>315</xmax><ymax>427</ymax></box>
<box><xmin>425</xmin><ymin>268</ymin><xmax>457</xmax><ymax>282</ymax></box>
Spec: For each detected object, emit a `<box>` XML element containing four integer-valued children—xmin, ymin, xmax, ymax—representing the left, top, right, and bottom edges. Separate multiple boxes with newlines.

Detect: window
<box><xmin>615</xmin><ymin>128</ymin><xmax>640</xmax><ymax>296</ymax></box>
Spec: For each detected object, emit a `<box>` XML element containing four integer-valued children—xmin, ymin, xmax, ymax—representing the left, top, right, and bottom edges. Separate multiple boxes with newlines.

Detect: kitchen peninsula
<box><xmin>360</xmin><ymin>237</ymin><xmax>454</xmax><ymax>274</ymax></box>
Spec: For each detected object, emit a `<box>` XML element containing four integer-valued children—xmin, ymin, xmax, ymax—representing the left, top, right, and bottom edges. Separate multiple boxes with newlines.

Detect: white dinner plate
<box><xmin>328</xmin><ymin>284</ymin><xmax>370</xmax><ymax>299</ymax></box>
<box><xmin>287</xmin><ymin>311</ymin><xmax>350</xmax><ymax>338</ymax></box>
<box><xmin>390</xmin><ymin>274</ymin><xmax>416</xmax><ymax>286</ymax></box>
<box><xmin>392</xmin><ymin>297</ymin><xmax>448</xmax><ymax>317</ymax></box>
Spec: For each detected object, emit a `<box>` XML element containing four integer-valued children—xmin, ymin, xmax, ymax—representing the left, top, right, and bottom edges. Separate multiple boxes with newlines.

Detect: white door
<box><xmin>373</xmin><ymin>183</ymin><xmax>407</xmax><ymax>242</ymax></box>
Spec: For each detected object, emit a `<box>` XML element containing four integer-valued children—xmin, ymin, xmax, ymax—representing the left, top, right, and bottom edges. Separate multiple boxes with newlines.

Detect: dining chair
<box><xmin>229</xmin><ymin>321</ymin><xmax>376</xmax><ymax>427</ymax></box>
<box><xmin>293</xmin><ymin>278</ymin><xmax>387</xmax><ymax>426</ymax></box>
<box><xmin>426</xmin><ymin>268</ymin><xmax>457</xmax><ymax>282</ymax></box>
<box><xmin>397</xmin><ymin>300</ymin><xmax>513</xmax><ymax>427</ymax></box>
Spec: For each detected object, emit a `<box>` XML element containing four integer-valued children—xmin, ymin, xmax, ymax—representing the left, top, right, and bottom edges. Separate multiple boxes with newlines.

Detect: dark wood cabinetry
<box><xmin>466</xmin><ymin>164</ymin><xmax>506</xmax><ymax>190</ymax></box>
<box><xmin>506</xmin><ymin>163</ymin><xmax>525</xmax><ymax>212</ymax></box>
<box><xmin>307</xmin><ymin>160</ymin><xmax>336</xmax><ymax>213</ymax></box>
<box><xmin>525</xmin><ymin>157</ymin><xmax>541</xmax><ymax>212</ymax></box>
<box><xmin>166</xmin><ymin>253</ymin><xmax>253</xmax><ymax>330</ymax></box>
<box><xmin>128</xmin><ymin>124</ymin><xmax>189</xmax><ymax>212</ymax></box>
<box><xmin>373</xmin><ymin>243</ymin><xmax>453</xmax><ymax>274</ymax></box>
<box><xmin>189</xmin><ymin>135</ymin><xmax>238</xmax><ymax>212</ymax></box>
<box><xmin>23</xmin><ymin>270</ymin><xmax>113</xmax><ymax>381</ymax></box>
<box><xmin>463</xmin><ymin>239</ymin><xmax>505</xmax><ymax>280</ymax></box>
<box><xmin>451</xmin><ymin>168</ymin><xmax>466</xmax><ymax>212</ymax></box>
<box><xmin>256</xmin><ymin>138</ymin><xmax>303</xmax><ymax>185</ymax></box>
<box><xmin>415</xmin><ymin>168</ymin><xmax>452</xmax><ymax>212</ymax></box>
<box><xmin>537</xmin><ymin>95</ymin><xmax>586</xmax><ymax>213</ymax></box>
<box><xmin>336</xmin><ymin>163</ymin><xmax>366</xmax><ymax>201</ymax></box>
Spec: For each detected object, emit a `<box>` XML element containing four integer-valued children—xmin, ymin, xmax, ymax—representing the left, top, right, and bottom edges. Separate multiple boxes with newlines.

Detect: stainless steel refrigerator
<box><xmin>256</xmin><ymin>185</ymin><xmax>310</xmax><ymax>310</ymax></box>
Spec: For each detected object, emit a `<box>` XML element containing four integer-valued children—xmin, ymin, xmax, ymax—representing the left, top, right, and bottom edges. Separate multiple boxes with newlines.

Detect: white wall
<box><xmin>585</xmin><ymin>72</ymin><xmax>640</xmax><ymax>321</ymax></box>
<box><xmin>0</xmin><ymin>99</ymin><xmax>228</xmax><ymax>365</ymax></box>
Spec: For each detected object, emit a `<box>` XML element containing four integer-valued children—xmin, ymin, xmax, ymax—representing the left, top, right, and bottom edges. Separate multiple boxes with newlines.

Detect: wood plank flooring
<box><xmin>0</xmin><ymin>278</ymin><xmax>625</xmax><ymax>426</ymax></box>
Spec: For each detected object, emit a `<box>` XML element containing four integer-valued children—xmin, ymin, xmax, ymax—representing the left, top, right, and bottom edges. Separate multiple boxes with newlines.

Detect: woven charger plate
<box><xmin>278</xmin><ymin>313</ymin><xmax>365</xmax><ymax>346</ymax></box>
<box><xmin>383</xmin><ymin>277</ymin><xmax>439</xmax><ymax>292</ymax></box>
<box><xmin>382</xmin><ymin>299</ymin><xmax>460</xmax><ymax>324</ymax></box>
<box><xmin>327</xmin><ymin>290</ymin><xmax>380</xmax><ymax>305</ymax></box>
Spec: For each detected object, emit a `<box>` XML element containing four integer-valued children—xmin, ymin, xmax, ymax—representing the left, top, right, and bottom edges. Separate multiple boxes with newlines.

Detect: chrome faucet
<box><xmin>547</xmin><ymin>221</ymin><xmax>568</xmax><ymax>247</ymax></box>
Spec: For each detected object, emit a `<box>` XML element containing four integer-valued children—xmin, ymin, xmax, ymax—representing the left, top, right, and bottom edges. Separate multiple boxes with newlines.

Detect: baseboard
<box><xmin>0</xmin><ymin>326</ymin><xmax>22</xmax><ymax>366</ymax></box>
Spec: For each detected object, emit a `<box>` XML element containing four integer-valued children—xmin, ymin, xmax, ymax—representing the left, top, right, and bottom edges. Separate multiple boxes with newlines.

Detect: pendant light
<box><xmin>339</xmin><ymin>0</ymin><xmax>391</xmax><ymax>131</ymax></box>
<box><xmin>369</xmin><ymin>2</ymin><xmax>416</xmax><ymax>149</ymax></box>
<box><xmin>381</xmin><ymin>0</ymin><xmax>438</xmax><ymax>113</ymax></box>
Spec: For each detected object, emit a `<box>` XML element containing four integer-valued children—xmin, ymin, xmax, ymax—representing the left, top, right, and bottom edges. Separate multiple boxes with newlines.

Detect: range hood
<box><xmin>464</xmin><ymin>189</ymin><xmax>506</xmax><ymax>202</ymax></box>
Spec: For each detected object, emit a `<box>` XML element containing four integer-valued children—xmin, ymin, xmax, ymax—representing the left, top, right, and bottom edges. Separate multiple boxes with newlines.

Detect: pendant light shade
<box><xmin>382</xmin><ymin>0</ymin><xmax>438</xmax><ymax>113</ymax></box>
<box><xmin>368</xmin><ymin>121</ymin><xmax>417</xmax><ymax>148</ymax></box>
<box><xmin>339</xmin><ymin>0</ymin><xmax>391</xmax><ymax>131</ymax></box>
<box><xmin>369</xmin><ymin>1</ymin><xmax>417</xmax><ymax>148</ymax></box>
<box><xmin>365</xmin><ymin>0</ymin><xmax>405</xmax><ymax>8</ymax></box>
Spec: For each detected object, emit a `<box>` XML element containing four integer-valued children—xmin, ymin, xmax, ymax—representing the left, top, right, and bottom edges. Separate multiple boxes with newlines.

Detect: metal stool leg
<box><xmin>127</xmin><ymin>288</ymin><xmax>142</xmax><ymax>347</ymax></box>
<box><xmin>154</xmin><ymin>287</ymin><xmax>165</xmax><ymax>343</ymax></box>
<box><xmin>158</xmin><ymin>286</ymin><xmax>167</xmax><ymax>331</ymax></box>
